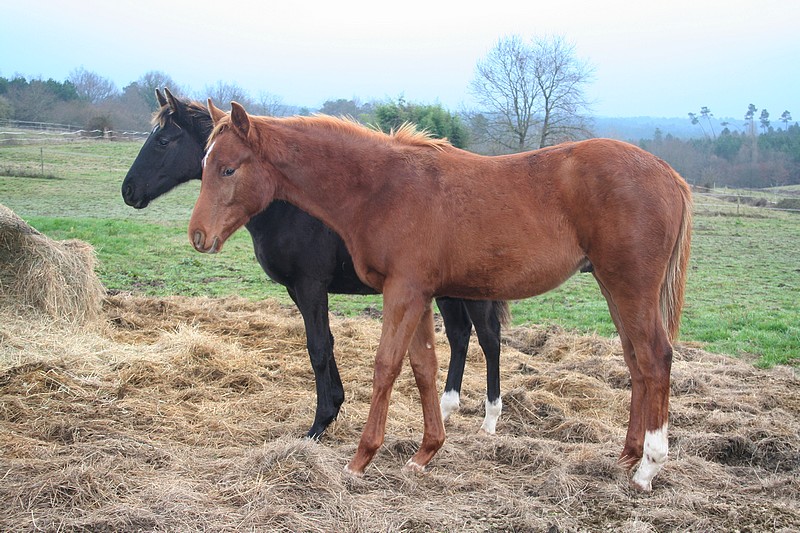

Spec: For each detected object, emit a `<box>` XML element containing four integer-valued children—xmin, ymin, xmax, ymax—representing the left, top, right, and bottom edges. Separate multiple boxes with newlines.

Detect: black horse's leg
<box><xmin>464</xmin><ymin>300</ymin><xmax>503</xmax><ymax>434</ymax></box>
<box><xmin>288</xmin><ymin>282</ymin><xmax>345</xmax><ymax>439</ymax></box>
<box><xmin>435</xmin><ymin>297</ymin><xmax>473</xmax><ymax>423</ymax></box>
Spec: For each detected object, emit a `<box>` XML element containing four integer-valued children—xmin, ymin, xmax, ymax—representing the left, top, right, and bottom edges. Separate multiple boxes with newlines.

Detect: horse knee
<box><xmin>309</xmin><ymin>354</ymin><xmax>330</xmax><ymax>375</ymax></box>
<box><xmin>636</xmin><ymin>339</ymin><xmax>673</xmax><ymax>383</ymax></box>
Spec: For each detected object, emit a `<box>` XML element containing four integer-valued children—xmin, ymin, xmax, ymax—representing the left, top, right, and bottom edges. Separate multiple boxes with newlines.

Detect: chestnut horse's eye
<box><xmin>222</xmin><ymin>168</ymin><xmax>235</xmax><ymax>177</ymax></box>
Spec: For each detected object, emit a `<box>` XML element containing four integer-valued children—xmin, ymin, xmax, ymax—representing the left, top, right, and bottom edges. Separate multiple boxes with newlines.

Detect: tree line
<box><xmin>0</xmin><ymin>70</ymin><xmax>471</xmax><ymax>147</ymax></box>
<box><xmin>2</xmin><ymin>36</ymin><xmax>797</xmax><ymax>188</ymax></box>
<box><xmin>640</xmin><ymin>105</ymin><xmax>799</xmax><ymax>188</ymax></box>
<box><xmin>1</xmin><ymin>35</ymin><xmax>592</xmax><ymax>151</ymax></box>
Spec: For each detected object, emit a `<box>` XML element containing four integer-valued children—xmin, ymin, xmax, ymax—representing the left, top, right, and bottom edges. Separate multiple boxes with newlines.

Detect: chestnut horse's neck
<box><xmin>255</xmin><ymin>116</ymin><xmax>447</xmax><ymax>251</ymax></box>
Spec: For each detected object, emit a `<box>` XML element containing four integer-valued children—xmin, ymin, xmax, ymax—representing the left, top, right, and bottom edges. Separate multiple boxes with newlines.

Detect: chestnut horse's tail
<box><xmin>661</xmin><ymin>170</ymin><xmax>693</xmax><ymax>341</ymax></box>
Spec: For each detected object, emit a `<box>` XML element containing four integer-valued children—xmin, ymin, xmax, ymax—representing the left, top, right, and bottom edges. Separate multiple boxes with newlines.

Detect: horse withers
<box><xmin>190</xmin><ymin>100</ymin><xmax>691</xmax><ymax>491</ymax></box>
<box><xmin>122</xmin><ymin>89</ymin><xmax>509</xmax><ymax>439</ymax></box>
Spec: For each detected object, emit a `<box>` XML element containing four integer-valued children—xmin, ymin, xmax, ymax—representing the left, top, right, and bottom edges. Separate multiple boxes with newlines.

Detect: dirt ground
<box><xmin>1</xmin><ymin>293</ymin><xmax>798</xmax><ymax>532</ymax></box>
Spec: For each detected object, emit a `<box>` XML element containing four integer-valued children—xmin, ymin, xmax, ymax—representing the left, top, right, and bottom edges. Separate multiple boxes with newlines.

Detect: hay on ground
<box><xmin>0</xmin><ymin>203</ymin><xmax>103</xmax><ymax>324</ymax></box>
<box><xmin>1</xmin><ymin>293</ymin><xmax>798</xmax><ymax>532</ymax></box>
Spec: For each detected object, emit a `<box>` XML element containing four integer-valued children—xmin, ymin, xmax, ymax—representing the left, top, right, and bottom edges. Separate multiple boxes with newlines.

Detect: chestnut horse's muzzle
<box><xmin>192</xmin><ymin>230</ymin><xmax>221</xmax><ymax>254</ymax></box>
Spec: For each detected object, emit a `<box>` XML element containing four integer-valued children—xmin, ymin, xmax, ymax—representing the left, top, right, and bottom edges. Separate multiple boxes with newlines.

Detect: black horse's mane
<box><xmin>153</xmin><ymin>97</ymin><xmax>213</xmax><ymax>138</ymax></box>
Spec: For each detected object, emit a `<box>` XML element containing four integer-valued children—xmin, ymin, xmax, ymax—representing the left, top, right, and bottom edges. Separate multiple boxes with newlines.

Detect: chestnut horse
<box><xmin>190</xmin><ymin>100</ymin><xmax>692</xmax><ymax>492</ymax></box>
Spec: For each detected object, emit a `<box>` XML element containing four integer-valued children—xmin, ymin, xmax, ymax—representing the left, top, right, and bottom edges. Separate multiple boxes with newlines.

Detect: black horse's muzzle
<box><xmin>121</xmin><ymin>182</ymin><xmax>150</xmax><ymax>209</ymax></box>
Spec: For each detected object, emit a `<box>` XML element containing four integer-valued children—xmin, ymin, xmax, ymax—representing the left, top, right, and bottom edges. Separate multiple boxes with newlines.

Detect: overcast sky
<box><xmin>3</xmin><ymin>0</ymin><xmax>798</xmax><ymax>120</ymax></box>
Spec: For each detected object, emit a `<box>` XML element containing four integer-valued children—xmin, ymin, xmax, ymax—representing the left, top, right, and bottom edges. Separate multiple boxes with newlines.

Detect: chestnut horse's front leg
<box><xmin>345</xmin><ymin>285</ymin><xmax>429</xmax><ymax>476</ymax></box>
<box><xmin>405</xmin><ymin>302</ymin><xmax>445</xmax><ymax>471</ymax></box>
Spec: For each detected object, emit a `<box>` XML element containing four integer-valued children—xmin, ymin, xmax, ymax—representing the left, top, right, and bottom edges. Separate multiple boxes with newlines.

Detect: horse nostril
<box><xmin>193</xmin><ymin>230</ymin><xmax>205</xmax><ymax>249</ymax></box>
<box><xmin>122</xmin><ymin>184</ymin><xmax>133</xmax><ymax>201</ymax></box>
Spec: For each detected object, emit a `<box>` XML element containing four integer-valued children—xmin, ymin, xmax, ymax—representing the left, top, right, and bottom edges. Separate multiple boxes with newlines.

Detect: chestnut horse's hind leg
<box><xmin>345</xmin><ymin>285</ymin><xmax>430</xmax><ymax>476</ymax></box>
<box><xmin>405</xmin><ymin>302</ymin><xmax>446</xmax><ymax>471</ymax></box>
<box><xmin>594</xmin><ymin>273</ymin><xmax>673</xmax><ymax>492</ymax></box>
<box><xmin>628</xmin><ymin>322</ymin><xmax>673</xmax><ymax>492</ymax></box>
<box><xmin>596</xmin><ymin>279</ymin><xmax>645</xmax><ymax>466</ymax></box>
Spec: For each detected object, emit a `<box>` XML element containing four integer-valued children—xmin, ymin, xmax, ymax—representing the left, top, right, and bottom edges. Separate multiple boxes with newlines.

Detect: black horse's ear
<box><xmin>164</xmin><ymin>87</ymin><xmax>180</xmax><ymax>113</ymax></box>
<box><xmin>229</xmin><ymin>101</ymin><xmax>251</xmax><ymax>138</ymax></box>
<box><xmin>207</xmin><ymin>98</ymin><xmax>227</xmax><ymax>126</ymax></box>
<box><xmin>155</xmin><ymin>88</ymin><xmax>167</xmax><ymax>107</ymax></box>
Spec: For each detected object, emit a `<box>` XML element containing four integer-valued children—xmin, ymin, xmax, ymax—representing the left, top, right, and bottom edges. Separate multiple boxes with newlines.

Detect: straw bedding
<box><xmin>1</xmin><ymin>292</ymin><xmax>797</xmax><ymax>531</ymax></box>
<box><xmin>0</xmin><ymin>203</ymin><xmax>103</xmax><ymax>324</ymax></box>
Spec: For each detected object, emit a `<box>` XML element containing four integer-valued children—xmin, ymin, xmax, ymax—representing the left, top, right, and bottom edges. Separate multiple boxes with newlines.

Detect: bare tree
<box><xmin>4</xmin><ymin>78</ymin><xmax>59</xmax><ymax>121</ymax></box>
<box><xmin>202</xmin><ymin>81</ymin><xmax>253</xmax><ymax>109</ymax></box>
<box><xmin>469</xmin><ymin>35</ymin><xmax>539</xmax><ymax>152</ymax></box>
<box><xmin>254</xmin><ymin>90</ymin><xmax>289</xmax><ymax>117</ymax></box>
<box><xmin>532</xmin><ymin>36</ymin><xmax>594</xmax><ymax>148</ymax></box>
<box><xmin>136</xmin><ymin>71</ymin><xmax>181</xmax><ymax>109</ymax></box>
<box><xmin>469</xmin><ymin>35</ymin><xmax>593</xmax><ymax>152</ymax></box>
<box><xmin>68</xmin><ymin>67</ymin><xmax>117</xmax><ymax>104</ymax></box>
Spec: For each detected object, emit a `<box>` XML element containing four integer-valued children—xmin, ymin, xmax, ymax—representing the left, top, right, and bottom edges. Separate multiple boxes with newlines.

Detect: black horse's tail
<box><xmin>493</xmin><ymin>300</ymin><xmax>511</xmax><ymax>327</ymax></box>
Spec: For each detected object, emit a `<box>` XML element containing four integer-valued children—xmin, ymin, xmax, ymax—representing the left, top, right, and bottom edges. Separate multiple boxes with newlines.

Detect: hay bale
<box><xmin>0</xmin><ymin>203</ymin><xmax>103</xmax><ymax>324</ymax></box>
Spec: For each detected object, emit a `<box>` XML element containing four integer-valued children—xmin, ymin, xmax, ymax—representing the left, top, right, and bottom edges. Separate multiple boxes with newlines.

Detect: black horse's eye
<box><xmin>222</xmin><ymin>167</ymin><xmax>235</xmax><ymax>177</ymax></box>
<box><xmin>158</xmin><ymin>137</ymin><xmax>169</xmax><ymax>146</ymax></box>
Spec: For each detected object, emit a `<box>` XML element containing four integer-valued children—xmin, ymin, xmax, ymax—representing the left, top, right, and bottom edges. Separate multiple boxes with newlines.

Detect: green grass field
<box><xmin>1</xmin><ymin>140</ymin><xmax>798</xmax><ymax>367</ymax></box>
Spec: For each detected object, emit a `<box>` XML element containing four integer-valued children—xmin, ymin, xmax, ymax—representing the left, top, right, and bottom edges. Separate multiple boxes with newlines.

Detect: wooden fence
<box><xmin>0</xmin><ymin>119</ymin><xmax>149</xmax><ymax>143</ymax></box>
<box><xmin>693</xmin><ymin>185</ymin><xmax>800</xmax><ymax>215</ymax></box>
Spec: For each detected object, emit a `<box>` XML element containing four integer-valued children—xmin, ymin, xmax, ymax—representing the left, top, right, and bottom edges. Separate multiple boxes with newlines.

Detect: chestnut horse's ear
<box><xmin>207</xmin><ymin>98</ymin><xmax>227</xmax><ymax>126</ymax></box>
<box><xmin>155</xmin><ymin>88</ymin><xmax>167</xmax><ymax>107</ymax></box>
<box><xmin>229</xmin><ymin>101</ymin><xmax>251</xmax><ymax>138</ymax></box>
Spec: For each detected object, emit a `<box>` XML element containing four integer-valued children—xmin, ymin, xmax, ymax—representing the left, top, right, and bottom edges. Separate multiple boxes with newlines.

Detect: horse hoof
<box><xmin>478</xmin><ymin>426</ymin><xmax>496</xmax><ymax>436</ymax></box>
<box><xmin>403</xmin><ymin>459</ymin><xmax>426</xmax><ymax>475</ymax></box>
<box><xmin>630</xmin><ymin>477</ymin><xmax>652</xmax><ymax>492</ymax></box>
<box><xmin>343</xmin><ymin>464</ymin><xmax>365</xmax><ymax>478</ymax></box>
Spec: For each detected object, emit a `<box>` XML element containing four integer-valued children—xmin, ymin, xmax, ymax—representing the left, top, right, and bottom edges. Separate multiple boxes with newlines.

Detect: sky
<box><xmin>2</xmin><ymin>0</ymin><xmax>799</xmax><ymax>120</ymax></box>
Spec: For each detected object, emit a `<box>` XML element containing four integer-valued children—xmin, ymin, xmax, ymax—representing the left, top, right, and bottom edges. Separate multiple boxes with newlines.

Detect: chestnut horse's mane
<box><xmin>207</xmin><ymin>113</ymin><xmax>451</xmax><ymax>152</ymax></box>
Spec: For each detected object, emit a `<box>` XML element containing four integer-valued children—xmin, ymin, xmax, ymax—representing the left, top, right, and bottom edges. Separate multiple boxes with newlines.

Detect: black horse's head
<box><xmin>121</xmin><ymin>88</ymin><xmax>213</xmax><ymax>208</ymax></box>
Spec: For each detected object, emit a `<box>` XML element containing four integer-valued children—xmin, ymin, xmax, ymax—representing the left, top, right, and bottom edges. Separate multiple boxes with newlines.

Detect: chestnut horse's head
<box><xmin>189</xmin><ymin>100</ymin><xmax>276</xmax><ymax>253</ymax></box>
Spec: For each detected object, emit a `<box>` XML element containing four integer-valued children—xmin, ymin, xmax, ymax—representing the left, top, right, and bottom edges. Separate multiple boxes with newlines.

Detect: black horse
<box><xmin>122</xmin><ymin>88</ymin><xmax>509</xmax><ymax>438</ymax></box>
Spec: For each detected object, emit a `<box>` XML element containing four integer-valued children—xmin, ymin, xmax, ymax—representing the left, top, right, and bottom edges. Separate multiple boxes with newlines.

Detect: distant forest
<box><xmin>1</xmin><ymin>73</ymin><xmax>798</xmax><ymax>188</ymax></box>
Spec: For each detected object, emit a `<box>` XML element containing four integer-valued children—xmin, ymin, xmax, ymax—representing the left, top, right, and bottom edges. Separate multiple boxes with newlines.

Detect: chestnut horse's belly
<box><xmin>434</xmin><ymin>229</ymin><xmax>586</xmax><ymax>301</ymax></box>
